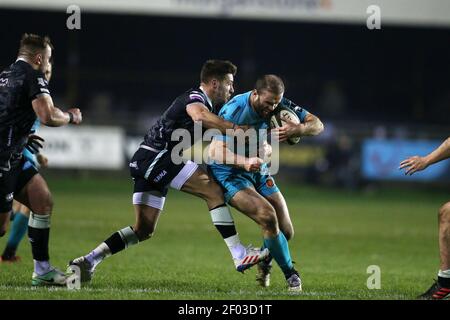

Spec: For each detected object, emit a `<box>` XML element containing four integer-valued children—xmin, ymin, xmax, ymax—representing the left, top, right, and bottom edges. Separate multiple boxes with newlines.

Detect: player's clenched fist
<box><xmin>67</xmin><ymin>108</ymin><xmax>82</xmax><ymax>124</ymax></box>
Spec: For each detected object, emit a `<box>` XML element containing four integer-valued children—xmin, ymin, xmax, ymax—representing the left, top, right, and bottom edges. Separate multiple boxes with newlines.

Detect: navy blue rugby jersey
<box><xmin>0</xmin><ymin>60</ymin><xmax>50</xmax><ymax>166</ymax></box>
<box><xmin>143</xmin><ymin>88</ymin><xmax>213</xmax><ymax>151</ymax></box>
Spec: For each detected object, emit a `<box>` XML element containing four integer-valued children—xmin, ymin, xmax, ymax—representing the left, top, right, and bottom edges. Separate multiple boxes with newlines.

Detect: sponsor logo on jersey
<box><xmin>129</xmin><ymin>161</ymin><xmax>138</xmax><ymax>169</ymax></box>
<box><xmin>37</xmin><ymin>77</ymin><xmax>48</xmax><ymax>87</ymax></box>
<box><xmin>153</xmin><ymin>170</ymin><xmax>167</xmax><ymax>183</ymax></box>
<box><xmin>0</xmin><ymin>78</ymin><xmax>9</xmax><ymax>87</ymax></box>
<box><xmin>5</xmin><ymin>192</ymin><xmax>13</xmax><ymax>202</ymax></box>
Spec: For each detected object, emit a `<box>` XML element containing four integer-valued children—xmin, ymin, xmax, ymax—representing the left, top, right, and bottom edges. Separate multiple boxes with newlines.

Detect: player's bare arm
<box><xmin>274</xmin><ymin>113</ymin><xmax>324</xmax><ymax>142</ymax></box>
<box><xmin>297</xmin><ymin>113</ymin><xmax>324</xmax><ymax>136</ymax></box>
<box><xmin>399</xmin><ymin>137</ymin><xmax>450</xmax><ymax>175</ymax></box>
<box><xmin>32</xmin><ymin>94</ymin><xmax>82</xmax><ymax>127</ymax></box>
<box><xmin>186</xmin><ymin>102</ymin><xmax>244</xmax><ymax>133</ymax></box>
<box><xmin>209</xmin><ymin>138</ymin><xmax>263</xmax><ymax>172</ymax></box>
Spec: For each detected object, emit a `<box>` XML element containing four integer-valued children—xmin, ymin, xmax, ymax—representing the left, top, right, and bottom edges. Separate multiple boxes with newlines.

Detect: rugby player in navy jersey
<box><xmin>69</xmin><ymin>60</ymin><xmax>269</xmax><ymax>283</ymax></box>
<box><xmin>0</xmin><ymin>34</ymin><xmax>82</xmax><ymax>286</ymax></box>
<box><xmin>0</xmin><ymin>62</ymin><xmax>51</xmax><ymax>263</ymax></box>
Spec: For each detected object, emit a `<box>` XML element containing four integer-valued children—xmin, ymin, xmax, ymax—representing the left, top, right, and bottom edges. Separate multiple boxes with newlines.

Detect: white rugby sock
<box><xmin>225</xmin><ymin>234</ymin><xmax>246</xmax><ymax>259</ymax></box>
<box><xmin>438</xmin><ymin>269</ymin><xmax>450</xmax><ymax>278</ymax></box>
<box><xmin>84</xmin><ymin>226</ymin><xmax>140</xmax><ymax>268</ymax></box>
<box><xmin>210</xmin><ymin>205</ymin><xmax>245</xmax><ymax>259</ymax></box>
<box><xmin>34</xmin><ymin>260</ymin><xmax>52</xmax><ymax>276</ymax></box>
<box><xmin>85</xmin><ymin>242</ymin><xmax>111</xmax><ymax>268</ymax></box>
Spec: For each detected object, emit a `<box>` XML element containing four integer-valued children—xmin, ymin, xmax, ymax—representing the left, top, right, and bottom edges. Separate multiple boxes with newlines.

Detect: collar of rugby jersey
<box><xmin>15</xmin><ymin>57</ymin><xmax>29</xmax><ymax>63</ymax></box>
<box><xmin>199</xmin><ymin>86</ymin><xmax>213</xmax><ymax>109</ymax></box>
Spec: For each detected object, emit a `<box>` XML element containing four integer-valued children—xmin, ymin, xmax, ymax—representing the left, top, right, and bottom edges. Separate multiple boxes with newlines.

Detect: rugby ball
<box><xmin>269</xmin><ymin>106</ymin><xmax>301</xmax><ymax>145</ymax></box>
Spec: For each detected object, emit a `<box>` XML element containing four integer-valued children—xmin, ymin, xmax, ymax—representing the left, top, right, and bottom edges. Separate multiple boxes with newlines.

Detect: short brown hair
<box><xmin>18</xmin><ymin>33</ymin><xmax>53</xmax><ymax>58</ymax></box>
<box><xmin>200</xmin><ymin>60</ymin><xmax>237</xmax><ymax>83</ymax></box>
<box><xmin>255</xmin><ymin>75</ymin><xmax>285</xmax><ymax>95</ymax></box>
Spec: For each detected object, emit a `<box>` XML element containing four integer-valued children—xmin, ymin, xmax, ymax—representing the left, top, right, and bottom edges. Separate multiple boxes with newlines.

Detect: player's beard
<box><xmin>215</xmin><ymin>92</ymin><xmax>229</xmax><ymax>107</ymax></box>
<box><xmin>254</xmin><ymin>99</ymin><xmax>270</xmax><ymax>119</ymax></box>
<box><xmin>39</xmin><ymin>63</ymin><xmax>49</xmax><ymax>75</ymax></box>
<box><xmin>213</xmin><ymin>102</ymin><xmax>225</xmax><ymax>114</ymax></box>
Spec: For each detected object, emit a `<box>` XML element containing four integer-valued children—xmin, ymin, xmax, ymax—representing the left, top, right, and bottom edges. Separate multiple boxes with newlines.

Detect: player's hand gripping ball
<box><xmin>269</xmin><ymin>106</ymin><xmax>301</xmax><ymax>145</ymax></box>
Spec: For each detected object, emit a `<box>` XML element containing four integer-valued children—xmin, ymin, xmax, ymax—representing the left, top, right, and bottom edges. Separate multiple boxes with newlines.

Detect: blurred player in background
<box><xmin>0</xmin><ymin>33</ymin><xmax>82</xmax><ymax>285</ymax></box>
<box><xmin>0</xmin><ymin>62</ymin><xmax>51</xmax><ymax>263</ymax></box>
<box><xmin>208</xmin><ymin>75</ymin><xmax>324</xmax><ymax>291</ymax></box>
<box><xmin>400</xmin><ymin>137</ymin><xmax>450</xmax><ymax>300</ymax></box>
<box><xmin>69</xmin><ymin>60</ymin><xmax>269</xmax><ymax>283</ymax></box>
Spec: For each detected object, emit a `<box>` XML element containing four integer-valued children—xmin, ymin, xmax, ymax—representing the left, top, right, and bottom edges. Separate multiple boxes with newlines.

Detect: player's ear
<box><xmin>34</xmin><ymin>53</ymin><xmax>42</xmax><ymax>66</ymax></box>
<box><xmin>211</xmin><ymin>78</ymin><xmax>218</xmax><ymax>89</ymax></box>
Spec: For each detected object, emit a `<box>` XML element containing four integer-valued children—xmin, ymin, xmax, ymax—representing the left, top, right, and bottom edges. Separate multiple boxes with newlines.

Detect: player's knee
<box><xmin>257</xmin><ymin>206</ymin><xmax>278</xmax><ymax>231</ymax></box>
<box><xmin>438</xmin><ymin>202</ymin><xmax>450</xmax><ymax>223</ymax></box>
<box><xmin>136</xmin><ymin>231</ymin><xmax>153</xmax><ymax>241</ymax></box>
<box><xmin>135</xmin><ymin>229</ymin><xmax>154</xmax><ymax>241</ymax></box>
<box><xmin>283</xmin><ymin>227</ymin><xmax>294</xmax><ymax>241</ymax></box>
<box><xmin>45</xmin><ymin>196</ymin><xmax>53</xmax><ymax>213</ymax></box>
<box><xmin>134</xmin><ymin>223</ymin><xmax>156</xmax><ymax>241</ymax></box>
<box><xmin>203</xmin><ymin>181</ymin><xmax>224</xmax><ymax>203</ymax></box>
<box><xmin>34</xmin><ymin>193</ymin><xmax>54</xmax><ymax>214</ymax></box>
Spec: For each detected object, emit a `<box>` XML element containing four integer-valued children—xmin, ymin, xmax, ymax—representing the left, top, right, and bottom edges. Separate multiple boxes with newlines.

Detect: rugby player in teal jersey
<box><xmin>208</xmin><ymin>75</ymin><xmax>324</xmax><ymax>291</ymax></box>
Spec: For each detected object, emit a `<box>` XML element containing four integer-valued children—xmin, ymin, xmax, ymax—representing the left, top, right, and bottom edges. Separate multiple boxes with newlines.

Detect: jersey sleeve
<box><xmin>280</xmin><ymin>97</ymin><xmax>309</xmax><ymax>123</ymax></box>
<box><xmin>186</xmin><ymin>90</ymin><xmax>211</xmax><ymax>111</ymax></box>
<box><xmin>31</xmin><ymin>119</ymin><xmax>41</xmax><ymax>132</ymax></box>
<box><xmin>214</xmin><ymin>98</ymin><xmax>243</xmax><ymax>143</ymax></box>
<box><xmin>27</xmin><ymin>69</ymin><xmax>50</xmax><ymax>100</ymax></box>
<box><xmin>218</xmin><ymin>97</ymin><xmax>242</xmax><ymax>122</ymax></box>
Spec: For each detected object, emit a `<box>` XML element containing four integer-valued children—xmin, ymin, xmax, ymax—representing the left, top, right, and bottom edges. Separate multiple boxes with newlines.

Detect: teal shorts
<box><xmin>208</xmin><ymin>166</ymin><xmax>279</xmax><ymax>203</ymax></box>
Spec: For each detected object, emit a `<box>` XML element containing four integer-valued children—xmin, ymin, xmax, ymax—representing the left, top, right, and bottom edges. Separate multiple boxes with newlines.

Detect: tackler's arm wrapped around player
<box><xmin>208</xmin><ymin>138</ymin><xmax>263</xmax><ymax>172</ymax></box>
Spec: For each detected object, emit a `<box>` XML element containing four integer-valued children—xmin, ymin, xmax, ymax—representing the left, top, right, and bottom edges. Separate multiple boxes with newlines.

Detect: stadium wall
<box><xmin>1</xmin><ymin>0</ymin><xmax>450</xmax><ymax>27</ymax></box>
<box><xmin>37</xmin><ymin>126</ymin><xmax>450</xmax><ymax>187</ymax></box>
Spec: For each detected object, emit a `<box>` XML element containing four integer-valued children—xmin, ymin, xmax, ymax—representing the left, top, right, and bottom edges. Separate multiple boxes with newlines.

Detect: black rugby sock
<box><xmin>104</xmin><ymin>226</ymin><xmax>139</xmax><ymax>255</ymax></box>
<box><xmin>28</xmin><ymin>213</ymin><xmax>50</xmax><ymax>261</ymax></box>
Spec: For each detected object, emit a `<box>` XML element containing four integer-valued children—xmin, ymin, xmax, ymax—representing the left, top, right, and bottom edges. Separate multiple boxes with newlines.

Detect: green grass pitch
<box><xmin>0</xmin><ymin>176</ymin><xmax>446</xmax><ymax>300</ymax></box>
